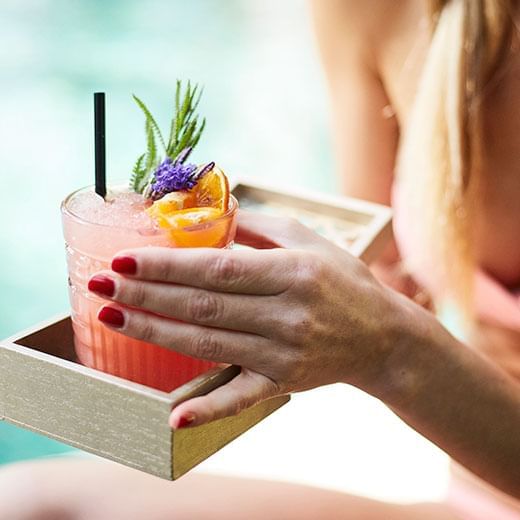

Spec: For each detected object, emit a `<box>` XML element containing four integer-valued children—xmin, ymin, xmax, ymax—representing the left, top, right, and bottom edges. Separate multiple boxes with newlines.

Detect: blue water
<box><xmin>0</xmin><ymin>0</ymin><xmax>333</xmax><ymax>464</ymax></box>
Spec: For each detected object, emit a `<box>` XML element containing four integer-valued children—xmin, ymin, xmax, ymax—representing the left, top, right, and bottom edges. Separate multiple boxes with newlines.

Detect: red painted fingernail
<box><xmin>112</xmin><ymin>256</ymin><xmax>137</xmax><ymax>275</ymax></box>
<box><xmin>98</xmin><ymin>307</ymin><xmax>125</xmax><ymax>328</ymax></box>
<box><xmin>88</xmin><ymin>275</ymin><xmax>115</xmax><ymax>297</ymax></box>
<box><xmin>176</xmin><ymin>413</ymin><xmax>196</xmax><ymax>429</ymax></box>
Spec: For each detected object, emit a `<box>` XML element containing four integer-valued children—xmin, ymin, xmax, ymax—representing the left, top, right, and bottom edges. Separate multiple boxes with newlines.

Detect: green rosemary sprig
<box><xmin>130</xmin><ymin>153</ymin><xmax>146</xmax><ymax>193</ymax></box>
<box><xmin>167</xmin><ymin>80</ymin><xmax>206</xmax><ymax>159</ymax></box>
<box><xmin>130</xmin><ymin>80</ymin><xmax>206</xmax><ymax>194</ymax></box>
<box><xmin>129</xmin><ymin>100</ymin><xmax>160</xmax><ymax>193</ymax></box>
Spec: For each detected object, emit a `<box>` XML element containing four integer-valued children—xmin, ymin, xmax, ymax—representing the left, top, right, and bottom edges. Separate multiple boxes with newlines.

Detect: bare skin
<box><xmin>0</xmin><ymin>459</ymin><xmax>457</xmax><ymax>520</ymax></box>
<box><xmin>1</xmin><ymin>1</ymin><xmax>520</xmax><ymax>519</ymax></box>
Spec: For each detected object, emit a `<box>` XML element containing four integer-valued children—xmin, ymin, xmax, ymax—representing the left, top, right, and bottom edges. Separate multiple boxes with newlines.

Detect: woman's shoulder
<box><xmin>311</xmin><ymin>0</ymin><xmax>423</xmax><ymax>70</ymax></box>
<box><xmin>311</xmin><ymin>1</ymin><xmax>418</xmax><ymax>38</ymax></box>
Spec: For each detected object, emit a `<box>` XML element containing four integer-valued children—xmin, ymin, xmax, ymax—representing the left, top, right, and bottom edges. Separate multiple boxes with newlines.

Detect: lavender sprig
<box><xmin>148</xmin><ymin>155</ymin><xmax>198</xmax><ymax>200</ymax></box>
<box><xmin>147</xmin><ymin>150</ymin><xmax>215</xmax><ymax>201</ymax></box>
<box><xmin>193</xmin><ymin>161</ymin><xmax>215</xmax><ymax>182</ymax></box>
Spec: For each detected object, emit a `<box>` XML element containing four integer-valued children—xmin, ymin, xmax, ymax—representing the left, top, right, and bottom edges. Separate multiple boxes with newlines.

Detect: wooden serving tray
<box><xmin>0</xmin><ymin>181</ymin><xmax>392</xmax><ymax>480</ymax></box>
<box><xmin>0</xmin><ymin>317</ymin><xmax>287</xmax><ymax>480</ymax></box>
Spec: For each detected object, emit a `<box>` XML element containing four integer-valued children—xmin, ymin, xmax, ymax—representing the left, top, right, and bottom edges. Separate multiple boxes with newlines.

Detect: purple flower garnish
<box><xmin>150</xmin><ymin>158</ymin><xmax>198</xmax><ymax>200</ymax></box>
<box><xmin>148</xmin><ymin>146</ymin><xmax>216</xmax><ymax>200</ymax></box>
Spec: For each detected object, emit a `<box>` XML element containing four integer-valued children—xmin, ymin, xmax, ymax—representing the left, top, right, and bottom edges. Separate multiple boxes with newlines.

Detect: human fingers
<box><xmin>88</xmin><ymin>272</ymin><xmax>279</xmax><ymax>336</ymax></box>
<box><xmin>168</xmin><ymin>369</ymin><xmax>281</xmax><ymax>429</ymax></box>
<box><xmin>111</xmin><ymin>247</ymin><xmax>298</xmax><ymax>295</ymax></box>
<box><xmin>96</xmin><ymin>305</ymin><xmax>275</xmax><ymax>369</ymax></box>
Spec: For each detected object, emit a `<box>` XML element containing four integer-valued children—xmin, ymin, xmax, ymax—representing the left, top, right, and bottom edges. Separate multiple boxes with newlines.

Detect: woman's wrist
<box><xmin>354</xmin><ymin>288</ymin><xmax>520</xmax><ymax>497</ymax></box>
<box><xmin>355</xmin><ymin>287</ymin><xmax>457</xmax><ymax>408</ymax></box>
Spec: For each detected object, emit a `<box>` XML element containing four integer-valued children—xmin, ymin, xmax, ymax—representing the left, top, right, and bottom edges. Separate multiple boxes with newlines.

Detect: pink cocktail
<box><xmin>62</xmin><ymin>185</ymin><xmax>238</xmax><ymax>392</ymax></box>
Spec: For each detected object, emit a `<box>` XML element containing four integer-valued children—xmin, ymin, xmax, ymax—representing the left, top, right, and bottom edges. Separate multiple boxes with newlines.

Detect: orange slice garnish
<box><xmin>160</xmin><ymin>207</ymin><xmax>231</xmax><ymax>247</ymax></box>
<box><xmin>146</xmin><ymin>164</ymin><xmax>233</xmax><ymax>247</ymax></box>
<box><xmin>193</xmin><ymin>165</ymin><xmax>230</xmax><ymax>212</ymax></box>
<box><xmin>147</xmin><ymin>191</ymin><xmax>196</xmax><ymax>215</ymax></box>
<box><xmin>153</xmin><ymin>206</ymin><xmax>222</xmax><ymax>229</ymax></box>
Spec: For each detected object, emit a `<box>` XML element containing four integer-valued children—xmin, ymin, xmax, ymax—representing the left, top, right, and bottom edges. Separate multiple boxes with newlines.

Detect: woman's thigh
<box><xmin>0</xmin><ymin>458</ymin><xmax>461</xmax><ymax>520</ymax></box>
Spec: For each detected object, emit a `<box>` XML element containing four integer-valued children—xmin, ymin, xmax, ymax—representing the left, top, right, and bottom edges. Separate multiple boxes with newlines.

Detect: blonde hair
<box><xmin>397</xmin><ymin>0</ymin><xmax>514</xmax><ymax>320</ymax></box>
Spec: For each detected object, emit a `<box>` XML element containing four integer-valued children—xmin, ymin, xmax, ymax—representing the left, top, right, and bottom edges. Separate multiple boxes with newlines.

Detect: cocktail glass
<box><xmin>61</xmin><ymin>184</ymin><xmax>238</xmax><ymax>392</ymax></box>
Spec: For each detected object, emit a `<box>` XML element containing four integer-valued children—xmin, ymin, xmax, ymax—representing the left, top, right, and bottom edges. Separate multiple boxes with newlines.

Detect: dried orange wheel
<box><xmin>146</xmin><ymin>191</ymin><xmax>196</xmax><ymax>218</ymax></box>
<box><xmin>148</xmin><ymin>206</ymin><xmax>229</xmax><ymax>247</ymax></box>
<box><xmin>154</xmin><ymin>206</ymin><xmax>222</xmax><ymax>229</ymax></box>
<box><xmin>193</xmin><ymin>165</ymin><xmax>230</xmax><ymax>212</ymax></box>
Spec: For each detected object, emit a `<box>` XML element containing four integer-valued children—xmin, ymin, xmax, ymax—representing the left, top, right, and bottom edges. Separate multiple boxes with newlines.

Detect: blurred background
<box><xmin>0</xmin><ymin>0</ymin><xmax>448</xmax><ymax>506</ymax></box>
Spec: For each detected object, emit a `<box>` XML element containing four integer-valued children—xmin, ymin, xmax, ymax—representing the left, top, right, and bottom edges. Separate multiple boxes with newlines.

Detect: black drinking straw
<box><xmin>94</xmin><ymin>92</ymin><xmax>107</xmax><ymax>198</ymax></box>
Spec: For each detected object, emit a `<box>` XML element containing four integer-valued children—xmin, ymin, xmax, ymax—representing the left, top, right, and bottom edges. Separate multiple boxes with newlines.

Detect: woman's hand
<box><xmin>88</xmin><ymin>211</ymin><xmax>404</xmax><ymax>429</ymax></box>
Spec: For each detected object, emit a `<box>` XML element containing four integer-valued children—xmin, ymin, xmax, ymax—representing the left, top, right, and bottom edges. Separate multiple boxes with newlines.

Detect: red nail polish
<box><xmin>98</xmin><ymin>307</ymin><xmax>125</xmax><ymax>328</ymax></box>
<box><xmin>112</xmin><ymin>256</ymin><xmax>137</xmax><ymax>275</ymax></box>
<box><xmin>88</xmin><ymin>275</ymin><xmax>115</xmax><ymax>297</ymax></box>
<box><xmin>176</xmin><ymin>414</ymin><xmax>196</xmax><ymax>429</ymax></box>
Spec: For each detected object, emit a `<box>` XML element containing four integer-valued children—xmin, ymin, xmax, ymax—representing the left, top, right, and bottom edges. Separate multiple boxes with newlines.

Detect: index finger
<box><xmin>111</xmin><ymin>247</ymin><xmax>298</xmax><ymax>295</ymax></box>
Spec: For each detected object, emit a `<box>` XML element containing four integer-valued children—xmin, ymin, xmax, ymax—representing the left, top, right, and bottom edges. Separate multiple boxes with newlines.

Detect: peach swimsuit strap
<box><xmin>475</xmin><ymin>270</ymin><xmax>520</xmax><ymax>331</ymax></box>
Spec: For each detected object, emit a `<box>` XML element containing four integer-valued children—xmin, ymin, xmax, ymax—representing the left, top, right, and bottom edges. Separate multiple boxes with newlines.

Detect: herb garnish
<box><xmin>130</xmin><ymin>80</ymin><xmax>208</xmax><ymax>197</ymax></box>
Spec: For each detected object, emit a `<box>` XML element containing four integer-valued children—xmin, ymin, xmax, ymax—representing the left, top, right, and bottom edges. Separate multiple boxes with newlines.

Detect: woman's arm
<box><xmin>311</xmin><ymin>0</ymin><xmax>431</xmax><ymax>304</ymax></box>
<box><xmin>310</xmin><ymin>0</ymin><xmax>520</xmax><ymax>494</ymax></box>
<box><xmin>89</xmin><ymin>213</ymin><xmax>520</xmax><ymax>498</ymax></box>
<box><xmin>311</xmin><ymin>0</ymin><xmax>398</xmax><ymax>205</ymax></box>
<box><xmin>380</xmin><ymin>292</ymin><xmax>520</xmax><ymax>499</ymax></box>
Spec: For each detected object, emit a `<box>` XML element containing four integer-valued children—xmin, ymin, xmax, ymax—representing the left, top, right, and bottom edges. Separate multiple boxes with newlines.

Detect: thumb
<box><xmin>236</xmin><ymin>209</ymin><xmax>335</xmax><ymax>251</ymax></box>
<box><xmin>169</xmin><ymin>369</ymin><xmax>280</xmax><ymax>429</ymax></box>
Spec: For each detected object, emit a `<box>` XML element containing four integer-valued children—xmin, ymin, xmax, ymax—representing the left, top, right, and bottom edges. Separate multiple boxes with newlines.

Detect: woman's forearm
<box><xmin>370</xmin><ymin>293</ymin><xmax>520</xmax><ymax>498</ymax></box>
